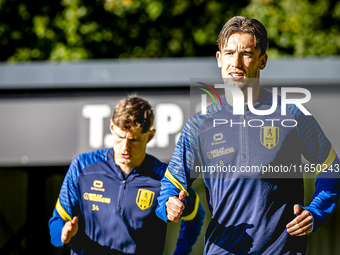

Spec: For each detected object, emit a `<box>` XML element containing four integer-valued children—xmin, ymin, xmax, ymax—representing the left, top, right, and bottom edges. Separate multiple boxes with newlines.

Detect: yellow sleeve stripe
<box><xmin>165</xmin><ymin>168</ymin><xmax>189</xmax><ymax>196</ymax></box>
<box><xmin>56</xmin><ymin>198</ymin><xmax>72</xmax><ymax>222</ymax></box>
<box><xmin>317</xmin><ymin>146</ymin><xmax>336</xmax><ymax>175</ymax></box>
<box><xmin>181</xmin><ymin>194</ymin><xmax>200</xmax><ymax>221</ymax></box>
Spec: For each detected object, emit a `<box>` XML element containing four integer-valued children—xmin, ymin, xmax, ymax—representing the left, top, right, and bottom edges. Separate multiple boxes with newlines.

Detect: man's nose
<box><xmin>122</xmin><ymin>139</ymin><xmax>129</xmax><ymax>150</ymax></box>
<box><xmin>232</xmin><ymin>53</ymin><xmax>242</xmax><ymax>68</ymax></box>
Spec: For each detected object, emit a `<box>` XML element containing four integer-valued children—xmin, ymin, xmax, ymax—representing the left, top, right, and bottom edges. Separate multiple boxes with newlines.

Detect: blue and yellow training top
<box><xmin>49</xmin><ymin>148</ymin><xmax>205</xmax><ymax>255</ymax></box>
<box><xmin>156</xmin><ymin>87</ymin><xmax>340</xmax><ymax>255</ymax></box>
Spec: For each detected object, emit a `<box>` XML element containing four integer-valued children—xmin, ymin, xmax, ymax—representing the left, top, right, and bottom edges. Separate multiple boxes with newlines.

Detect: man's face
<box><xmin>216</xmin><ymin>32</ymin><xmax>268</xmax><ymax>90</ymax></box>
<box><xmin>110</xmin><ymin>121</ymin><xmax>155</xmax><ymax>170</ymax></box>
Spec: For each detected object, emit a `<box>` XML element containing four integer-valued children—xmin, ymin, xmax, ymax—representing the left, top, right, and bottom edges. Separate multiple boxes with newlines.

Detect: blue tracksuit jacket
<box><xmin>156</xmin><ymin>87</ymin><xmax>340</xmax><ymax>255</ymax></box>
<box><xmin>49</xmin><ymin>148</ymin><xmax>205</xmax><ymax>255</ymax></box>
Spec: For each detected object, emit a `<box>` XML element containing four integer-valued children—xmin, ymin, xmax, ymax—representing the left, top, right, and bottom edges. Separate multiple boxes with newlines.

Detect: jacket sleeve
<box><xmin>173</xmin><ymin>187</ymin><xmax>205</xmax><ymax>255</ymax></box>
<box><xmin>156</xmin><ymin>118</ymin><xmax>200</xmax><ymax>222</ymax></box>
<box><xmin>49</xmin><ymin>156</ymin><xmax>81</xmax><ymax>246</ymax></box>
<box><xmin>291</xmin><ymin>105</ymin><xmax>340</xmax><ymax>232</ymax></box>
<box><xmin>49</xmin><ymin>208</ymin><xmax>68</xmax><ymax>247</ymax></box>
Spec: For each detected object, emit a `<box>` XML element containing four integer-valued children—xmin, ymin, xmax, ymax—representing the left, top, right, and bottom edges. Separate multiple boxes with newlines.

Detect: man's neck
<box><xmin>243</xmin><ymin>85</ymin><xmax>260</xmax><ymax>104</ymax></box>
<box><xmin>119</xmin><ymin>165</ymin><xmax>132</xmax><ymax>175</ymax></box>
<box><xmin>114</xmin><ymin>154</ymin><xmax>146</xmax><ymax>176</ymax></box>
<box><xmin>225</xmin><ymin>83</ymin><xmax>260</xmax><ymax>106</ymax></box>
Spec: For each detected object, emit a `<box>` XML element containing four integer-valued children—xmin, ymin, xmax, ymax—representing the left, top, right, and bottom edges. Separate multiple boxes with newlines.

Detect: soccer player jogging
<box><xmin>156</xmin><ymin>16</ymin><xmax>340</xmax><ymax>254</ymax></box>
<box><xmin>49</xmin><ymin>97</ymin><xmax>205</xmax><ymax>255</ymax></box>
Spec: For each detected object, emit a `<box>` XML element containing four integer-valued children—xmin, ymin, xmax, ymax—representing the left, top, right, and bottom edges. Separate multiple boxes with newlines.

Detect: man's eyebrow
<box><xmin>116</xmin><ymin>133</ymin><xmax>125</xmax><ymax>138</ymax></box>
<box><xmin>223</xmin><ymin>48</ymin><xmax>234</xmax><ymax>53</ymax></box>
<box><xmin>244</xmin><ymin>50</ymin><xmax>254</xmax><ymax>53</ymax></box>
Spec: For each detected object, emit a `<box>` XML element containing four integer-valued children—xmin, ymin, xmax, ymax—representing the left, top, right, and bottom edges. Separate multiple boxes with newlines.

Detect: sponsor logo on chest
<box><xmin>206</xmin><ymin>147</ymin><xmax>235</xmax><ymax>159</ymax></box>
<box><xmin>83</xmin><ymin>180</ymin><xmax>111</xmax><ymax>204</ymax></box>
<box><xmin>83</xmin><ymin>193</ymin><xmax>111</xmax><ymax>204</ymax></box>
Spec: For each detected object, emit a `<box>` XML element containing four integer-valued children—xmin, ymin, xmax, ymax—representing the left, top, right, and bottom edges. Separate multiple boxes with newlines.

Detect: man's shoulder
<box><xmin>188</xmin><ymin>96</ymin><xmax>226</xmax><ymax>134</ymax></box>
<box><xmin>145</xmin><ymin>154</ymin><xmax>168</xmax><ymax>179</ymax></box>
<box><xmin>261</xmin><ymin>87</ymin><xmax>307</xmax><ymax>119</ymax></box>
<box><xmin>70</xmin><ymin>148</ymin><xmax>111</xmax><ymax>172</ymax></box>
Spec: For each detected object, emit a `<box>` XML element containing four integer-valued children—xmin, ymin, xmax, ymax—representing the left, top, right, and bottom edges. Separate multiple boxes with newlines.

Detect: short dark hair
<box><xmin>112</xmin><ymin>97</ymin><xmax>154</xmax><ymax>133</ymax></box>
<box><xmin>217</xmin><ymin>16</ymin><xmax>268</xmax><ymax>56</ymax></box>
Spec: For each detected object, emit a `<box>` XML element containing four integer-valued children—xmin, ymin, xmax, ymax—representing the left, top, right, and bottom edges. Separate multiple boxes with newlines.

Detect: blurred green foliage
<box><xmin>242</xmin><ymin>0</ymin><xmax>340</xmax><ymax>57</ymax></box>
<box><xmin>0</xmin><ymin>0</ymin><xmax>339</xmax><ymax>61</ymax></box>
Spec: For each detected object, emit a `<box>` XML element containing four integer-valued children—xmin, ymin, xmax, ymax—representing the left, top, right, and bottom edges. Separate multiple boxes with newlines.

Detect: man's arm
<box><xmin>286</xmin><ymin>168</ymin><xmax>340</xmax><ymax>236</ymax></box>
<box><xmin>286</xmin><ymin>172</ymin><xmax>340</xmax><ymax>236</ymax></box>
<box><xmin>49</xmin><ymin>208</ymin><xmax>68</xmax><ymax>247</ymax></box>
<box><xmin>173</xmin><ymin>187</ymin><xmax>205</xmax><ymax>255</ymax></box>
<box><xmin>166</xmin><ymin>190</ymin><xmax>186</xmax><ymax>222</ymax></box>
<box><xmin>156</xmin><ymin>168</ymin><xmax>190</xmax><ymax>222</ymax></box>
<box><xmin>156</xmin><ymin>118</ymin><xmax>199</xmax><ymax>222</ymax></box>
<box><xmin>156</xmin><ymin>117</ymin><xmax>205</xmax><ymax>254</ymax></box>
<box><xmin>61</xmin><ymin>216</ymin><xmax>78</xmax><ymax>244</ymax></box>
<box><xmin>286</xmin><ymin>105</ymin><xmax>340</xmax><ymax>235</ymax></box>
<box><xmin>49</xmin><ymin>208</ymin><xmax>78</xmax><ymax>246</ymax></box>
<box><xmin>49</xmin><ymin>156</ymin><xmax>81</xmax><ymax>246</ymax></box>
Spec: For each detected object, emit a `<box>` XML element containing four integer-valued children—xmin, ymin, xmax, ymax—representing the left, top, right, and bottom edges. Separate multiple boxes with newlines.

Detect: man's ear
<box><xmin>216</xmin><ymin>51</ymin><xmax>222</xmax><ymax>68</ymax></box>
<box><xmin>147</xmin><ymin>129</ymin><xmax>156</xmax><ymax>143</ymax></box>
<box><xmin>260</xmin><ymin>53</ymin><xmax>268</xmax><ymax>70</ymax></box>
<box><xmin>110</xmin><ymin>120</ymin><xmax>115</xmax><ymax>134</ymax></box>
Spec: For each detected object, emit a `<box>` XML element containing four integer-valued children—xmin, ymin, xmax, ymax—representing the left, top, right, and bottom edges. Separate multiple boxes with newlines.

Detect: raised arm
<box><xmin>156</xmin><ymin>118</ymin><xmax>199</xmax><ymax>222</ymax></box>
<box><xmin>173</xmin><ymin>187</ymin><xmax>205</xmax><ymax>255</ymax></box>
<box><xmin>286</xmin><ymin>106</ymin><xmax>340</xmax><ymax>235</ymax></box>
<box><xmin>49</xmin><ymin>156</ymin><xmax>81</xmax><ymax>246</ymax></box>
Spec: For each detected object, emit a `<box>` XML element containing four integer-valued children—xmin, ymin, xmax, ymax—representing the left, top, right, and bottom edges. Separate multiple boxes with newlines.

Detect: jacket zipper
<box><xmin>241</xmin><ymin>106</ymin><xmax>247</xmax><ymax>162</ymax></box>
<box><xmin>117</xmin><ymin>180</ymin><xmax>126</xmax><ymax>212</ymax></box>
